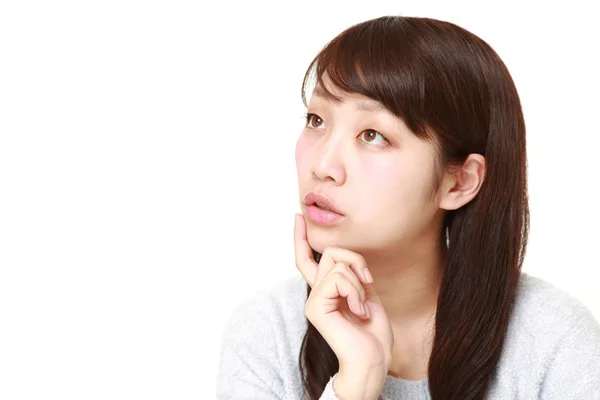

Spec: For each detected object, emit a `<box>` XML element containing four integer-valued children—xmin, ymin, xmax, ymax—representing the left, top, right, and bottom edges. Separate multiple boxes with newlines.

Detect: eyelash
<box><xmin>304</xmin><ymin>112</ymin><xmax>323</xmax><ymax>129</ymax></box>
<box><xmin>303</xmin><ymin>112</ymin><xmax>390</xmax><ymax>147</ymax></box>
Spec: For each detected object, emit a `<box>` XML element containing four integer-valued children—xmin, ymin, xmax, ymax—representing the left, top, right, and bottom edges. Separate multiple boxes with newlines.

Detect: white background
<box><xmin>1</xmin><ymin>1</ymin><xmax>599</xmax><ymax>399</ymax></box>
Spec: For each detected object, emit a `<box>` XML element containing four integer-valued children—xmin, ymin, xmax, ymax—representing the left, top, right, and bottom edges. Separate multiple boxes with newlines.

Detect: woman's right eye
<box><xmin>305</xmin><ymin>113</ymin><xmax>325</xmax><ymax>129</ymax></box>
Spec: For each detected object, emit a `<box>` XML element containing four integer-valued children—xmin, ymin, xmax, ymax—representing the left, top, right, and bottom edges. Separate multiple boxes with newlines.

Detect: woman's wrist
<box><xmin>332</xmin><ymin>366</ymin><xmax>386</xmax><ymax>400</ymax></box>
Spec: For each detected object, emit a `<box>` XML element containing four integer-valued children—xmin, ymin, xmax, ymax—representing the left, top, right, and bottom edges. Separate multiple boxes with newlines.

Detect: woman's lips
<box><xmin>303</xmin><ymin>192</ymin><xmax>344</xmax><ymax>225</ymax></box>
<box><xmin>303</xmin><ymin>192</ymin><xmax>343</xmax><ymax>215</ymax></box>
<box><xmin>304</xmin><ymin>205</ymin><xmax>344</xmax><ymax>225</ymax></box>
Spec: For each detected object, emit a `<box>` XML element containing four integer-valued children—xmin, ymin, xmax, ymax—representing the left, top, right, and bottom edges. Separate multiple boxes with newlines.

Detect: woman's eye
<box><xmin>305</xmin><ymin>113</ymin><xmax>325</xmax><ymax>129</ymax></box>
<box><xmin>359</xmin><ymin>129</ymin><xmax>389</xmax><ymax>146</ymax></box>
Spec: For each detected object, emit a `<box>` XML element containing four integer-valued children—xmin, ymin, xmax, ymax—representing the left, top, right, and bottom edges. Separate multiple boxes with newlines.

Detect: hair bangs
<box><xmin>301</xmin><ymin>17</ymin><xmax>430</xmax><ymax>139</ymax></box>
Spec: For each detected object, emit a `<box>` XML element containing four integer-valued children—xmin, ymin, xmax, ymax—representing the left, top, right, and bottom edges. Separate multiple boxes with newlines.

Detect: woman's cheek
<box><xmin>362</xmin><ymin>157</ymin><xmax>400</xmax><ymax>187</ymax></box>
<box><xmin>295</xmin><ymin>135</ymin><xmax>310</xmax><ymax>170</ymax></box>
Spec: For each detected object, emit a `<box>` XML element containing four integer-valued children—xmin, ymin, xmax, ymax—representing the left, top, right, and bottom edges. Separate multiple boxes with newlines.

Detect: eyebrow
<box><xmin>312</xmin><ymin>85</ymin><xmax>388</xmax><ymax>113</ymax></box>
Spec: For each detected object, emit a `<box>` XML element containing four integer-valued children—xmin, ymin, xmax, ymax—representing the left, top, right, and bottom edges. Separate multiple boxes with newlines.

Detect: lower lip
<box><xmin>305</xmin><ymin>204</ymin><xmax>344</xmax><ymax>225</ymax></box>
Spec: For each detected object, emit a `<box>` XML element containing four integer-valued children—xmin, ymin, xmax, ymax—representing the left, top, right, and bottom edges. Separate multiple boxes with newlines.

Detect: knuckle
<box><xmin>304</xmin><ymin>301</ymin><xmax>322</xmax><ymax>322</ymax></box>
<box><xmin>353</xmin><ymin>253</ymin><xmax>367</xmax><ymax>266</ymax></box>
<box><xmin>333</xmin><ymin>262</ymin><xmax>351</xmax><ymax>272</ymax></box>
<box><xmin>330</xmin><ymin>271</ymin><xmax>346</xmax><ymax>281</ymax></box>
<box><xmin>322</xmin><ymin>246</ymin><xmax>337</xmax><ymax>257</ymax></box>
<box><xmin>304</xmin><ymin>301</ymin><xmax>313</xmax><ymax>318</ymax></box>
<box><xmin>358</xmin><ymin>286</ymin><xmax>366</xmax><ymax>299</ymax></box>
<box><xmin>334</xmin><ymin>263</ymin><xmax>358</xmax><ymax>281</ymax></box>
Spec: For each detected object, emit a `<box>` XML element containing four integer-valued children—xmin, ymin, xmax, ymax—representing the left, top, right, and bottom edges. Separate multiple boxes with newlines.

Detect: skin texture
<box><xmin>294</xmin><ymin>76</ymin><xmax>486</xmax><ymax>391</ymax></box>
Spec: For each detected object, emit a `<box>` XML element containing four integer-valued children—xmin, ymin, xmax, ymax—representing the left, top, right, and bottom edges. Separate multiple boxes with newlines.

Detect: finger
<box><xmin>308</xmin><ymin>271</ymin><xmax>368</xmax><ymax>320</ymax></box>
<box><xmin>314</xmin><ymin>247</ymin><xmax>372</xmax><ymax>287</ymax></box>
<box><xmin>294</xmin><ymin>213</ymin><xmax>318</xmax><ymax>287</ymax></box>
<box><xmin>361</xmin><ymin>282</ymin><xmax>380</xmax><ymax>318</ymax></box>
<box><xmin>323</xmin><ymin>262</ymin><xmax>366</xmax><ymax>305</ymax></box>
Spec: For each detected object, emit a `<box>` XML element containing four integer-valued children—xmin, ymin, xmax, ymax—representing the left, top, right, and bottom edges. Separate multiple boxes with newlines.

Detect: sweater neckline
<box><xmin>385</xmin><ymin>374</ymin><xmax>428</xmax><ymax>385</ymax></box>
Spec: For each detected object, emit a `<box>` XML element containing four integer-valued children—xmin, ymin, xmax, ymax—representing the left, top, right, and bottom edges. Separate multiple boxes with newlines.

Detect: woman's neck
<box><xmin>363</xmin><ymin>241</ymin><xmax>445</xmax><ymax>326</ymax></box>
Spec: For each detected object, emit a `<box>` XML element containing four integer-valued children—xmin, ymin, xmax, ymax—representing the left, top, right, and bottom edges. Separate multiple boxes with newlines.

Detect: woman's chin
<box><xmin>306</xmin><ymin>232</ymin><xmax>342</xmax><ymax>254</ymax></box>
<box><xmin>306</xmin><ymin>230</ymin><xmax>364</xmax><ymax>255</ymax></box>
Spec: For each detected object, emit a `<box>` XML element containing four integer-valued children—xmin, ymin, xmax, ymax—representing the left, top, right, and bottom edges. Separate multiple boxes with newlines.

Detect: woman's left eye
<box><xmin>359</xmin><ymin>129</ymin><xmax>389</xmax><ymax>146</ymax></box>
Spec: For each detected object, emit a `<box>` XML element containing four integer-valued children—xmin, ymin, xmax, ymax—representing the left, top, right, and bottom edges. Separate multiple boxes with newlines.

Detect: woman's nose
<box><xmin>312</xmin><ymin>138</ymin><xmax>346</xmax><ymax>185</ymax></box>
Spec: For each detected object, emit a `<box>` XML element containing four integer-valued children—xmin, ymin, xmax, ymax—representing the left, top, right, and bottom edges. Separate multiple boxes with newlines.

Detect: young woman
<box><xmin>217</xmin><ymin>16</ymin><xmax>600</xmax><ymax>400</ymax></box>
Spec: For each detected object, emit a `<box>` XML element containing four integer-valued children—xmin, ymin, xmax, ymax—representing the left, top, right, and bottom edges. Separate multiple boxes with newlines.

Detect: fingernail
<box><xmin>364</xmin><ymin>268</ymin><xmax>374</xmax><ymax>283</ymax></box>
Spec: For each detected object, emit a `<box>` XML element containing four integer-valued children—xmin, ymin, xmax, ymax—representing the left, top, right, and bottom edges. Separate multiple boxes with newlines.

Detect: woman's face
<box><xmin>295</xmin><ymin>78</ymin><xmax>444</xmax><ymax>257</ymax></box>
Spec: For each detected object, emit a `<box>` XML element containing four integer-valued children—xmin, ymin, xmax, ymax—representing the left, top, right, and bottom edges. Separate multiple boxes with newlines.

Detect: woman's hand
<box><xmin>294</xmin><ymin>214</ymin><xmax>394</xmax><ymax>400</ymax></box>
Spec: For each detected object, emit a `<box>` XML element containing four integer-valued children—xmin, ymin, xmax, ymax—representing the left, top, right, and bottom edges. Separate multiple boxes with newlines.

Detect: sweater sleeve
<box><xmin>322</xmin><ymin>373</ymin><xmax>388</xmax><ymax>400</ymax></box>
<box><xmin>539</xmin><ymin>303</ymin><xmax>600</xmax><ymax>399</ymax></box>
<box><xmin>216</xmin><ymin>294</ymin><xmax>284</xmax><ymax>399</ymax></box>
<box><xmin>216</xmin><ymin>285</ymin><xmax>346</xmax><ymax>400</ymax></box>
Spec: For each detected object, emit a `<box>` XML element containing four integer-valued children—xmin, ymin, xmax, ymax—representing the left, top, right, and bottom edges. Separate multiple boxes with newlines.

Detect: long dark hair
<box><xmin>298</xmin><ymin>16</ymin><xmax>529</xmax><ymax>400</ymax></box>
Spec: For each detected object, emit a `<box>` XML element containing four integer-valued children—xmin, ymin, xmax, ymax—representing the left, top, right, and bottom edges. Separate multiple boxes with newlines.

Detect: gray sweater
<box><xmin>216</xmin><ymin>272</ymin><xmax>600</xmax><ymax>399</ymax></box>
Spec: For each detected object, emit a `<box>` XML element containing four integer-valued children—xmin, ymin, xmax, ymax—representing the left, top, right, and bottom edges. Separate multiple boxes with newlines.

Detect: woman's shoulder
<box><xmin>227</xmin><ymin>273</ymin><xmax>307</xmax><ymax>319</ymax></box>
<box><xmin>491</xmin><ymin>271</ymin><xmax>600</xmax><ymax>396</ymax></box>
<box><xmin>217</xmin><ymin>276</ymin><xmax>309</xmax><ymax>397</ymax></box>
<box><xmin>511</xmin><ymin>272</ymin><xmax>599</xmax><ymax>339</ymax></box>
<box><xmin>224</xmin><ymin>271</ymin><xmax>600</xmax><ymax>342</ymax></box>
<box><xmin>220</xmin><ymin>274</ymin><xmax>308</xmax><ymax>345</ymax></box>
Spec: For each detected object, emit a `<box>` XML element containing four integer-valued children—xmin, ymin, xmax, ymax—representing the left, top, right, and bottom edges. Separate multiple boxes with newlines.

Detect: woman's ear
<box><xmin>439</xmin><ymin>154</ymin><xmax>486</xmax><ymax>211</ymax></box>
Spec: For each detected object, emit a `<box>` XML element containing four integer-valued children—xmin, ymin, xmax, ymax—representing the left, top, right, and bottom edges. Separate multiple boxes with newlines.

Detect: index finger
<box><xmin>294</xmin><ymin>213</ymin><xmax>318</xmax><ymax>287</ymax></box>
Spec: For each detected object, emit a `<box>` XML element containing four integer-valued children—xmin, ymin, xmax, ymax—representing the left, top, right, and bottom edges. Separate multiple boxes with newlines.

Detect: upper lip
<box><xmin>304</xmin><ymin>192</ymin><xmax>344</xmax><ymax>215</ymax></box>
